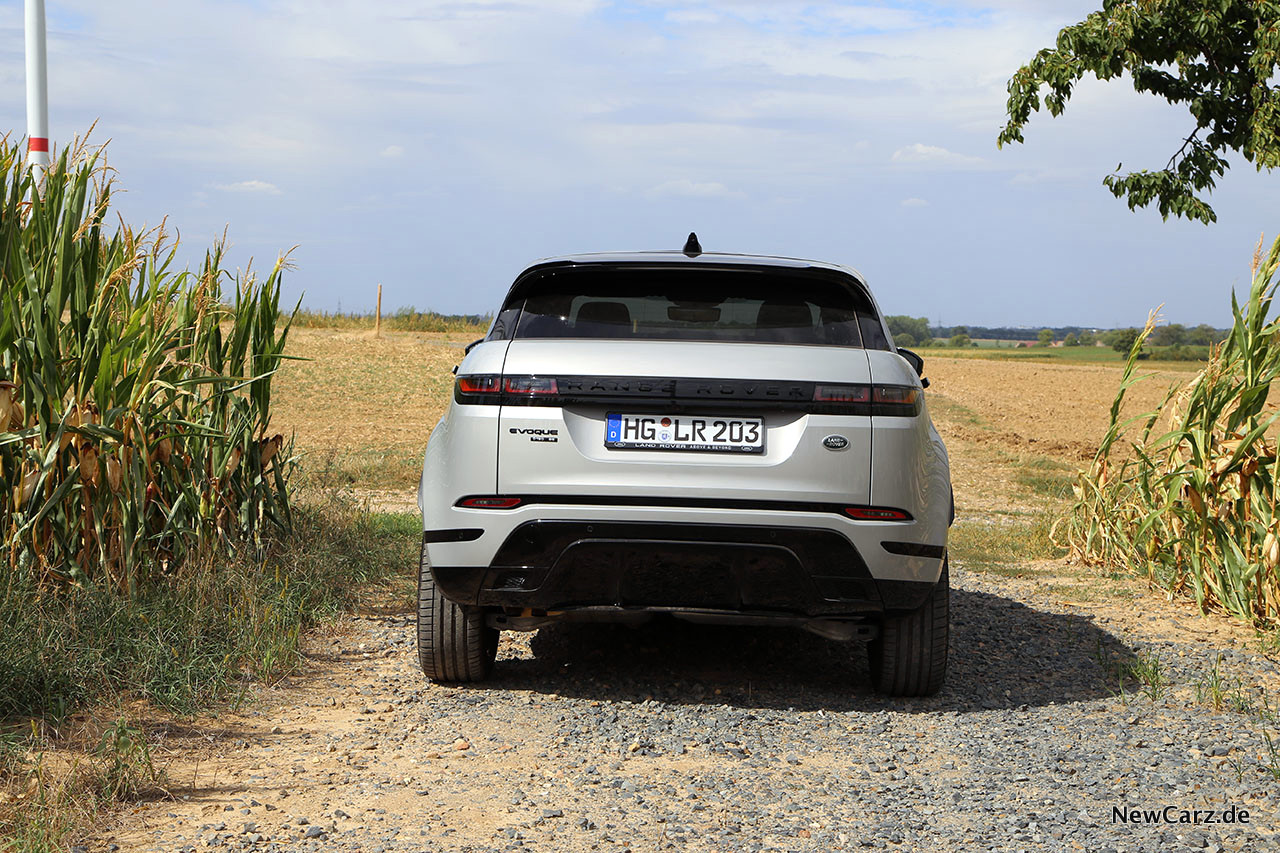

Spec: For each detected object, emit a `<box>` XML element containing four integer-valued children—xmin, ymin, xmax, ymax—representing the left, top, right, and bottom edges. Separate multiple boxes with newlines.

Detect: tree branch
<box><xmin>1165</xmin><ymin>127</ymin><xmax>1203</xmax><ymax>172</ymax></box>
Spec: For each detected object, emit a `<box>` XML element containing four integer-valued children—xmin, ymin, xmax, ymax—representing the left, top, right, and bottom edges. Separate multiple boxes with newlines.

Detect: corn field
<box><xmin>1059</xmin><ymin>235</ymin><xmax>1280</xmax><ymax>626</ymax></box>
<box><xmin>0</xmin><ymin>137</ymin><xmax>295</xmax><ymax>593</ymax></box>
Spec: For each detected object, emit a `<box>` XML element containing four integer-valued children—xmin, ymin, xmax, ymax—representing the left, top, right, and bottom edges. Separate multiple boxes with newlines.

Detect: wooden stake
<box><xmin>375</xmin><ymin>283</ymin><xmax>382</xmax><ymax>338</ymax></box>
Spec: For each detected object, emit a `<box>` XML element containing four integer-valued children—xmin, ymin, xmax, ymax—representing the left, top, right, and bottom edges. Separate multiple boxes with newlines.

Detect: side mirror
<box><xmin>464</xmin><ymin>338</ymin><xmax>484</xmax><ymax>355</ymax></box>
<box><xmin>897</xmin><ymin>347</ymin><xmax>925</xmax><ymax>377</ymax></box>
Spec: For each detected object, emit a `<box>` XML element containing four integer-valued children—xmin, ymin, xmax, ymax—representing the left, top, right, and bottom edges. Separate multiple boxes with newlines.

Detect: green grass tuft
<box><xmin>948</xmin><ymin>510</ymin><xmax>1063</xmax><ymax>575</ymax></box>
<box><xmin>0</xmin><ymin>492</ymin><xmax>417</xmax><ymax>720</ymax></box>
<box><xmin>303</xmin><ymin>447</ymin><xmax>424</xmax><ymax>491</ymax></box>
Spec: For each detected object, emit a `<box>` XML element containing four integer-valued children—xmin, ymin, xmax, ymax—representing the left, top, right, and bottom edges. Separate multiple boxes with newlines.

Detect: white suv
<box><xmin>417</xmin><ymin>236</ymin><xmax>952</xmax><ymax>695</ymax></box>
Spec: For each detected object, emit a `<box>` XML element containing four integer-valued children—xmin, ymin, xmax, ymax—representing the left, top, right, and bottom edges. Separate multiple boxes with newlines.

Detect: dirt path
<box><xmin>91</xmin><ymin>353</ymin><xmax>1280</xmax><ymax>852</ymax></box>
<box><xmin>94</xmin><ymin>561</ymin><xmax>1280</xmax><ymax>853</ymax></box>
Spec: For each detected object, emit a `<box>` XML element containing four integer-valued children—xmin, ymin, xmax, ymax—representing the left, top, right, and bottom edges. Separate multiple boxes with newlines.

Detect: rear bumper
<box><xmin>427</xmin><ymin>520</ymin><xmax>940</xmax><ymax>618</ymax></box>
<box><xmin>422</xmin><ymin>499</ymin><xmax>946</xmax><ymax>584</ymax></box>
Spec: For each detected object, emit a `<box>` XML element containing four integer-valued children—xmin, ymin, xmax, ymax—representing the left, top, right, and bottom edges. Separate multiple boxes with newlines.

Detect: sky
<box><xmin>1</xmin><ymin>0</ymin><xmax>1276</xmax><ymax>327</ymax></box>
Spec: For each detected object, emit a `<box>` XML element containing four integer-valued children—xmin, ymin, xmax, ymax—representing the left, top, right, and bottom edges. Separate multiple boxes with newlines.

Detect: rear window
<box><xmin>497</xmin><ymin>267</ymin><xmax>885</xmax><ymax>349</ymax></box>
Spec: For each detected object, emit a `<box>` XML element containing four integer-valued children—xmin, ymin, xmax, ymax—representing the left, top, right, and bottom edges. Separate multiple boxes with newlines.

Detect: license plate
<box><xmin>605</xmin><ymin>413</ymin><xmax>765</xmax><ymax>453</ymax></box>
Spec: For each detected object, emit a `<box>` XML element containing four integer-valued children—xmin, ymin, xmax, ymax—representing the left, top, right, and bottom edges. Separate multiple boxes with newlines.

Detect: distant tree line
<box><xmin>1095</xmin><ymin>324</ymin><xmax>1223</xmax><ymax>361</ymax></box>
<box><xmin>884</xmin><ymin>316</ymin><xmax>1227</xmax><ymax>352</ymax></box>
<box><xmin>292</xmin><ymin>306</ymin><xmax>491</xmax><ymax>332</ymax></box>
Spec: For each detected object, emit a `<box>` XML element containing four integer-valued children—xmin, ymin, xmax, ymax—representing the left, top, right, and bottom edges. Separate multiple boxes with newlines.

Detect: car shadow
<box><xmin>485</xmin><ymin>587</ymin><xmax>1138</xmax><ymax>713</ymax></box>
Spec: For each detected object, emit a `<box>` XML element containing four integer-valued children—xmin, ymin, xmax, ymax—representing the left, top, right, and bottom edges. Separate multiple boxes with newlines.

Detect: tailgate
<box><xmin>495</xmin><ymin>340</ymin><xmax>874</xmax><ymax>505</ymax></box>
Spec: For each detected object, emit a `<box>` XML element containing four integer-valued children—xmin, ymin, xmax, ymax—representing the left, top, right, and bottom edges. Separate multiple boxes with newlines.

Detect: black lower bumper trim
<box><xmin>881</xmin><ymin>541</ymin><xmax>945</xmax><ymax>558</ymax></box>
<box><xmin>430</xmin><ymin>520</ymin><xmax>939</xmax><ymax>617</ymax></box>
<box><xmin>422</xmin><ymin>528</ymin><xmax>484</xmax><ymax>544</ymax></box>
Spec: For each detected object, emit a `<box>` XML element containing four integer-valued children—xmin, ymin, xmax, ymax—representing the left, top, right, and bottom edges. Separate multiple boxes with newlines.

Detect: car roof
<box><xmin>521</xmin><ymin>250</ymin><xmax>869</xmax><ymax>283</ymax></box>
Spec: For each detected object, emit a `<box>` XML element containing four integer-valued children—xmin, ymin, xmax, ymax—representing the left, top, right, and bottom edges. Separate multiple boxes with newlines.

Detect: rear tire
<box><xmin>869</xmin><ymin>559</ymin><xmax>949</xmax><ymax>696</ymax></box>
<box><xmin>416</xmin><ymin>542</ymin><xmax>498</xmax><ymax>682</ymax></box>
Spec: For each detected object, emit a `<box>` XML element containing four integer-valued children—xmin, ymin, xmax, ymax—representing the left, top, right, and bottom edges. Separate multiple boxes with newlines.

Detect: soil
<box><xmin>925</xmin><ymin>358</ymin><xmax>1181</xmax><ymax>461</ymax></box>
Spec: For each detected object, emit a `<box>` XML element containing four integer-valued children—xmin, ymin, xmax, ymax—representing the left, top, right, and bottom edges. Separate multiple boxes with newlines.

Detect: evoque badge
<box><xmin>823</xmin><ymin>435</ymin><xmax>849</xmax><ymax>450</ymax></box>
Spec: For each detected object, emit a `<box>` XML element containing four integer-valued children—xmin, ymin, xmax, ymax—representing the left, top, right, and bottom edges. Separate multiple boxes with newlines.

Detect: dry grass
<box><xmin>270</xmin><ymin>329</ymin><xmax>475</xmax><ymax>491</ymax></box>
<box><xmin>921</xmin><ymin>356</ymin><xmax>1183</xmax><ymax>528</ymax></box>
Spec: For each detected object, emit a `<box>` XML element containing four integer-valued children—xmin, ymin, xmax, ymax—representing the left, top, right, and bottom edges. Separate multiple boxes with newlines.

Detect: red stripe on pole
<box><xmin>28</xmin><ymin>138</ymin><xmax>49</xmax><ymax>153</ymax></box>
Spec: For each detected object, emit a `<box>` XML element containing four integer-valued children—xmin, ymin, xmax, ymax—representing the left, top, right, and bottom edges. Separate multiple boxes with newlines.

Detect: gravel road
<box><xmin>97</xmin><ymin>562</ymin><xmax>1280</xmax><ymax>853</ymax></box>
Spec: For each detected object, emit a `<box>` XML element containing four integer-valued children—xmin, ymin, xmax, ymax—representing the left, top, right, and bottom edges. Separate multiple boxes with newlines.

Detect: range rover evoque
<box><xmin>417</xmin><ymin>234</ymin><xmax>953</xmax><ymax>696</ymax></box>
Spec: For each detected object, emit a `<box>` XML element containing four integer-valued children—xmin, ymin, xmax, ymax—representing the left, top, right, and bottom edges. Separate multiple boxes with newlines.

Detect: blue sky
<box><xmin>1</xmin><ymin>0</ymin><xmax>1276</xmax><ymax>327</ymax></box>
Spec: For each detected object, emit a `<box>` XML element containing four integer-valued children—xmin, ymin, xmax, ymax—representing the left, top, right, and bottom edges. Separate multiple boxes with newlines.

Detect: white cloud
<box><xmin>824</xmin><ymin>6</ymin><xmax>925</xmax><ymax>32</ymax></box>
<box><xmin>644</xmin><ymin>179</ymin><xmax>746</xmax><ymax>200</ymax></box>
<box><xmin>1009</xmin><ymin>166</ymin><xmax>1091</xmax><ymax>185</ymax></box>
<box><xmin>665</xmin><ymin>9</ymin><xmax>719</xmax><ymax>24</ymax></box>
<box><xmin>213</xmin><ymin>180</ymin><xmax>282</xmax><ymax>195</ymax></box>
<box><xmin>900</xmin><ymin>197</ymin><xmax>929</xmax><ymax>207</ymax></box>
<box><xmin>669</xmin><ymin>2</ymin><xmax>929</xmax><ymax>32</ymax></box>
<box><xmin>25</xmin><ymin>0</ymin><xmax>1078</xmax><ymax>195</ymax></box>
<box><xmin>891</xmin><ymin>143</ymin><xmax>987</xmax><ymax>168</ymax></box>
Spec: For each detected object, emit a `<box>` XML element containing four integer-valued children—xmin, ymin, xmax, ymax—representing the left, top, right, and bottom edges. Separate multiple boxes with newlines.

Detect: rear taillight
<box><xmin>870</xmin><ymin>385</ymin><xmax>920</xmax><ymax>416</ymax></box>
<box><xmin>845</xmin><ymin>506</ymin><xmax>912</xmax><ymax>521</ymax></box>
<box><xmin>812</xmin><ymin>383</ymin><xmax>919</xmax><ymax>416</ymax></box>
<box><xmin>813</xmin><ymin>384</ymin><xmax>871</xmax><ymax>403</ymax></box>
<box><xmin>455</xmin><ymin>374</ymin><xmax>557</xmax><ymax>404</ymax></box>
<box><xmin>873</xmin><ymin>386</ymin><xmax>918</xmax><ymax>407</ymax></box>
<box><xmin>504</xmin><ymin>376</ymin><xmax>558</xmax><ymax>395</ymax></box>
<box><xmin>457</xmin><ymin>496</ymin><xmax>523</xmax><ymax>509</ymax></box>
<box><xmin>455</xmin><ymin>374</ymin><xmax>920</xmax><ymax>415</ymax></box>
<box><xmin>456</xmin><ymin>375</ymin><xmax>500</xmax><ymax>395</ymax></box>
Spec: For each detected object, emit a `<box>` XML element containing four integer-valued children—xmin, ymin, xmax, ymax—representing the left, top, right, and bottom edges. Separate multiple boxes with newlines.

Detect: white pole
<box><xmin>25</xmin><ymin>0</ymin><xmax>50</xmax><ymax>170</ymax></box>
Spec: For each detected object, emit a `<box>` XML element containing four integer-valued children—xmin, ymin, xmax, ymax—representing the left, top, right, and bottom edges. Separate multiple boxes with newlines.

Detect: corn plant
<box><xmin>1058</xmin><ymin>235</ymin><xmax>1280</xmax><ymax>626</ymax></box>
<box><xmin>0</xmin><ymin>136</ymin><xmax>296</xmax><ymax>593</ymax></box>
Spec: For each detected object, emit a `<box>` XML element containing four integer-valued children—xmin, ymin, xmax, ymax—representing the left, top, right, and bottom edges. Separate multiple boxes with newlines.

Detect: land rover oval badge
<box><xmin>823</xmin><ymin>435</ymin><xmax>849</xmax><ymax>450</ymax></box>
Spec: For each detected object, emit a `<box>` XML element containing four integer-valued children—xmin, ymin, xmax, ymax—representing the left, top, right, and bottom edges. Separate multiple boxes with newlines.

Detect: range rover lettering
<box><xmin>417</xmin><ymin>234</ymin><xmax>953</xmax><ymax>696</ymax></box>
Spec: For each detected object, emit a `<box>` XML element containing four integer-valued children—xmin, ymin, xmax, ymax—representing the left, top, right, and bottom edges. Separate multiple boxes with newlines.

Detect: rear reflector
<box><xmin>457</xmin><ymin>496</ymin><xmax>523</xmax><ymax>509</ymax></box>
<box><xmin>845</xmin><ymin>507</ymin><xmax>912</xmax><ymax>521</ymax></box>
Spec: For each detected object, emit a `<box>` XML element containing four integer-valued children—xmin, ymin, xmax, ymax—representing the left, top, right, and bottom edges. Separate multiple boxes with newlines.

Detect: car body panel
<box><xmin>416</xmin><ymin>340</ymin><xmax>509</xmax><ymax>521</ymax></box>
<box><xmin>865</xmin><ymin>348</ymin><xmax>952</xmax><ymax>550</ymax></box>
